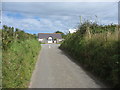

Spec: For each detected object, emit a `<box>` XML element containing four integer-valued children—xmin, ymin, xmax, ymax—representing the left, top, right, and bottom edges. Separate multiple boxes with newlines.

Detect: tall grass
<box><xmin>0</xmin><ymin>29</ymin><xmax>2</xmax><ymax>88</ymax></box>
<box><xmin>3</xmin><ymin>39</ymin><xmax>40</xmax><ymax>88</ymax></box>
<box><xmin>2</xmin><ymin>25</ymin><xmax>41</xmax><ymax>88</ymax></box>
<box><xmin>60</xmin><ymin>22</ymin><xmax>120</xmax><ymax>88</ymax></box>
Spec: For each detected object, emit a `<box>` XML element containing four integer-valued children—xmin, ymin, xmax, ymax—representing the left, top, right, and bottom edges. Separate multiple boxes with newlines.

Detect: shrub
<box><xmin>60</xmin><ymin>22</ymin><xmax>120</xmax><ymax>88</ymax></box>
<box><xmin>2</xmin><ymin>25</ymin><xmax>41</xmax><ymax>88</ymax></box>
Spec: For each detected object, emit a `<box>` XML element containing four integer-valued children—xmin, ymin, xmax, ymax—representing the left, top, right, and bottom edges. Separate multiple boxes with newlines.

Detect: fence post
<box><xmin>87</xmin><ymin>27</ymin><xmax>91</xmax><ymax>39</ymax></box>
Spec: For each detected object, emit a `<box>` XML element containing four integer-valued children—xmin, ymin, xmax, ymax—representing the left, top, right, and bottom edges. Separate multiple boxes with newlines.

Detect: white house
<box><xmin>38</xmin><ymin>33</ymin><xmax>63</xmax><ymax>43</ymax></box>
<box><xmin>69</xmin><ymin>29</ymin><xmax>77</xmax><ymax>34</ymax></box>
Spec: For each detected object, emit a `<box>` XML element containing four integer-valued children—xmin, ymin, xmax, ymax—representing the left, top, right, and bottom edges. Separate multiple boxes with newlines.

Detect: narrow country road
<box><xmin>29</xmin><ymin>44</ymin><xmax>106</xmax><ymax>88</ymax></box>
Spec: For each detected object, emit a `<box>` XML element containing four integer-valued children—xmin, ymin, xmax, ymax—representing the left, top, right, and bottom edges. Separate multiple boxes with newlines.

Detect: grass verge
<box><xmin>3</xmin><ymin>39</ymin><xmax>41</xmax><ymax>88</ymax></box>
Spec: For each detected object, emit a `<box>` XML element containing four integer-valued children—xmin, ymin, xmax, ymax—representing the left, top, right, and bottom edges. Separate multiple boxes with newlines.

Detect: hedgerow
<box><xmin>2</xmin><ymin>25</ymin><xmax>41</xmax><ymax>88</ymax></box>
<box><xmin>0</xmin><ymin>29</ymin><xmax>2</xmax><ymax>88</ymax></box>
<box><xmin>60</xmin><ymin>22</ymin><xmax>120</xmax><ymax>88</ymax></box>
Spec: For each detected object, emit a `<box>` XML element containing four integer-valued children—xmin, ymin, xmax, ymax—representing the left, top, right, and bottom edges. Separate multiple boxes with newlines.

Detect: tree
<box><xmin>55</xmin><ymin>31</ymin><xmax>64</xmax><ymax>34</ymax></box>
<box><xmin>54</xmin><ymin>31</ymin><xmax>66</xmax><ymax>38</ymax></box>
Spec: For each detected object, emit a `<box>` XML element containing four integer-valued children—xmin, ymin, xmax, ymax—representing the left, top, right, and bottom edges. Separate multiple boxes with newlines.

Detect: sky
<box><xmin>1</xmin><ymin>2</ymin><xmax>118</xmax><ymax>34</ymax></box>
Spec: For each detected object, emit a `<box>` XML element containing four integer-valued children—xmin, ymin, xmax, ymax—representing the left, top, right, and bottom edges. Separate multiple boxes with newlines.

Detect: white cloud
<box><xmin>2</xmin><ymin>14</ymin><xmax>75</xmax><ymax>33</ymax></box>
<box><xmin>2</xmin><ymin>2</ymin><xmax>118</xmax><ymax>33</ymax></box>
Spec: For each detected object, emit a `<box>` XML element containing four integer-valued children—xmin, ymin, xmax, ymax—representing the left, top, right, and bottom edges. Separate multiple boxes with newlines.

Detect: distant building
<box><xmin>69</xmin><ymin>29</ymin><xmax>77</xmax><ymax>34</ymax></box>
<box><xmin>38</xmin><ymin>33</ymin><xmax>63</xmax><ymax>43</ymax></box>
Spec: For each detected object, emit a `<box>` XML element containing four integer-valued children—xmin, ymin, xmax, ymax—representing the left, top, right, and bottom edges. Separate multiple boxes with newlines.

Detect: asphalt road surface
<box><xmin>29</xmin><ymin>44</ymin><xmax>106</xmax><ymax>88</ymax></box>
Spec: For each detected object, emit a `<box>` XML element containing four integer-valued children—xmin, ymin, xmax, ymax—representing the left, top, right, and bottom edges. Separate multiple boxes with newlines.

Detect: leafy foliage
<box><xmin>2</xmin><ymin>25</ymin><xmax>36</xmax><ymax>50</ymax></box>
<box><xmin>55</xmin><ymin>30</ymin><xmax>66</xmax><ymax>39</ymax></box>
<box><xmin>2</xmin><ymin>25</ymin><xmax>41</xmax><ymax>88</ymax></box>
<box><xmin>60</xmin><ymin>22</ymin><xmax>120</xmax><ymax>88</ymax></box>
<box><xmin>0</xmin><ymin>29</ymin><xmax>2</xmax><ymax>88</ymax></box>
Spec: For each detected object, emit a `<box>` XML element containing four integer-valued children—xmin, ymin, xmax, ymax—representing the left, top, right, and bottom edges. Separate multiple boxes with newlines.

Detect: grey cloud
<box><xmin>2</xmin><ymin>2</ymin><xmax>117</xmax><ymax>17</ymax></box>
<box><xmin>2</xmin><ymin>2</ymin><xmax>118</xmax><ymax>33</ymax></box>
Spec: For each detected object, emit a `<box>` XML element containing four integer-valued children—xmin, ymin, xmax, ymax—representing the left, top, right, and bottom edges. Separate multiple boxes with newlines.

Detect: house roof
<box><xmin>38</xmin><ymin>33</ymin><xmax>62</xmax><ymax>39</ymax></box>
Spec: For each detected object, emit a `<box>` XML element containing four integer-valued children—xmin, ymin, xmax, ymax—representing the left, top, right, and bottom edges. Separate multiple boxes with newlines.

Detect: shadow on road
<box><xmin>58</xmin><ymin>47</ymin><xmax>109</xmax><ymax>88</ymax></box>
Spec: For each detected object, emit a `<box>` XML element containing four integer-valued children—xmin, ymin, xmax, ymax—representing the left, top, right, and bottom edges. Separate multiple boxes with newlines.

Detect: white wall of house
<box><xmin>69</xmin><ymin>29</ymin><xmax>77</xmax><ymax>33</ymax></box>
<box><xmin>54</xmin><ymin>40</ymin><xmax>57</xmax><ymax>43</ymax></box>
<box><xmin>58</xmin><ymin>39</ymin><xmax>64</xmax><ymax>42</ymax></box>
<box><xmin>38</xmin><ymin>38</ymin><xmax>43</xmax><ymax>42</ymax></box>
<box><xmin>48</xmin><ymin>37</ymin><xmax>53</xmax><ymax>43</ymax></box>
<box><xmin>38</xmin><ymin>37</ymin><xmax>63</xmax><ymax>43</ymax></box>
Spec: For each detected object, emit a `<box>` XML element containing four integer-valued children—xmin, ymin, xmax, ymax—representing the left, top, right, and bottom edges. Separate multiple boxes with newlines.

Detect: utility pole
<box><xmin>80</xmin><ymin>16</ymin><xmax>82</xmax><ymax>25</ymax></box>
<box><xmin>95</xmin><ymin>15</ymin><xmax>98</xmax><ymax>24</ymax></box>
<box><xmin>0</xmin><ymin>0</ymin><xmax>2</xmax><ymax>29</ymax></box>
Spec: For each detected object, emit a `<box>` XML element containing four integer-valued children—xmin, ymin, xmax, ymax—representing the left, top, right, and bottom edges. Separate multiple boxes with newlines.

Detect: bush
<box><xmin>60</xmin><ymin>22</ymin><xmax>120</xmax><ymax>88</ymax></box>
<box><xmin>0</xmin><ymin>29</ymin><xmax>2</xmax><ymax>88</ymax></box>
<box><xmin>2</xmin><ymin>25</ymin><xmax>41</xmax><ymax>88</ymax></box>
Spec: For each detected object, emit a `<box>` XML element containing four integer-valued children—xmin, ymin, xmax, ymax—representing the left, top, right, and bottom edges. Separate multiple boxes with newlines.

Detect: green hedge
<box><xmin>3</xmin><ymin>39</ymin><xmax>40</xmax><ymax>88</ymax></box>
<box><xmin>0</xmin><ymin>29</ymin><xmax>2</xmax><ymax>88</ymax></box>
<box><xmin>2</xmin><ymin>25</ymin><xmax>41</xmax><ymax>88</ymax></box>
<box><xmin>60</xmin><ymin>24</ymin><xmax>120</xmax><ymax>88</ymax></box>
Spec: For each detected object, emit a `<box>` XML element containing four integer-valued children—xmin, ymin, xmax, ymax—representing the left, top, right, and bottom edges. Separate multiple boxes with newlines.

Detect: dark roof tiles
<box><xmin>38</xmin><ymin>33</ymin><xmax>62</xmax><ymax>39</ymax></box>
